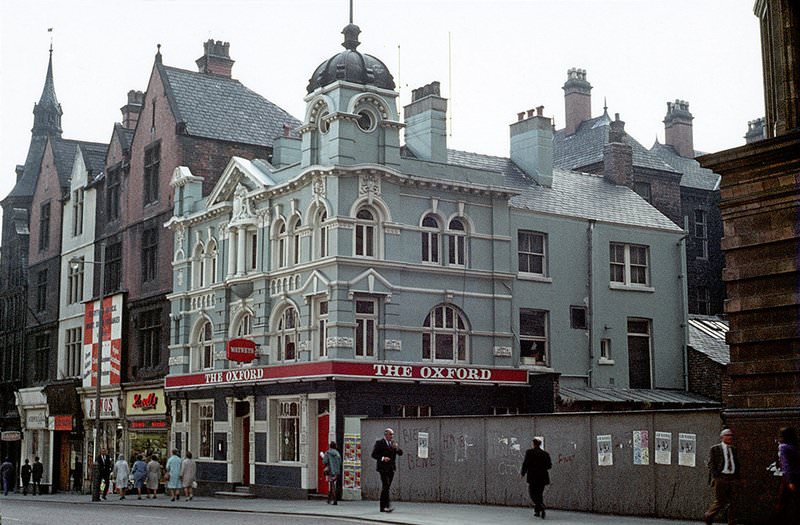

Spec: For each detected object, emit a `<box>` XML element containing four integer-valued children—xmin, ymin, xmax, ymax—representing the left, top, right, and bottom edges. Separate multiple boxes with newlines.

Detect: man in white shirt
<box><xmin>704</xmin><ymin>428</ymin><xmax>739</xmax><ymax>525</ymax></box>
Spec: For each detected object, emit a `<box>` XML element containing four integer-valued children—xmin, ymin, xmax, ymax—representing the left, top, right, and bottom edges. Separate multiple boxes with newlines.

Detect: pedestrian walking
<box><xmin>521</xmin><ymin>438</ymin><xmax>552</xmax><ymax>519</ymax></box>
<box><xmin>132</xmin><ymin>454</ymin><xmax>147</xmax><ymax>499</ymax></box>
<box><xmin>181</xmin><ymin>451</ymin><xmax>197</xmax><ymax>501</ymax></box>
<box><xmin>146</xmin><ymin>455</ymin><xmax>161</xmax><ymax>499</ymax></box>
<box><xmin>704</xmin><ymin>428</ymin><xmax>739</xmax><ymax>525</ymax></box>
<box><xmin>31</xmin><ymin>456</ymin><xmax>43</xmax><ymax>495</ymax></box>
<box><xmin>166</xmin><ymin>449</ymin><xmax>182</xmax><ymax>501</ymax></box>
<box><xmin>775</xmin><ymin>426</ymin><xmax>800</xmax><ymax>523</ymax></box>
<box><xmin>112</xmin><ymin>454</ymin><xmax>129</xmax><ymax>500</ymax></box>
<box><xmin>20</xmin><ymin>458</ymin><xmax>31</xmax><ymax>495</ymax></box>
<box><xmin>1</xmin><ymin>457</ymin><xmax>13</xmax><ymax>496</ymax></box>
<box><xmin>370</xmin><ymin>427</ymin><xmax>403</xmax><ymax>513</ymax></box>
<box><xmin>322</xmin><ymin>441</ymin><xmax>342</xmax><ymax>505</ymax></box>
<box><xmin>96</xmin><ymin>448</ymin><xmax>112</xmax><ymax>500</ymax></box>
<box><xmin>72</xmin><ymin>459</ymin><xmax>83</xmax><ymax>493</ymax></box>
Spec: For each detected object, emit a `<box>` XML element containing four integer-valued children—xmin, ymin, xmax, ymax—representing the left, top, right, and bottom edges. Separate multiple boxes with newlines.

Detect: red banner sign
<box><xmin>129</xmin><ymin>420</ymin><xmax>168</xmax><ymax>430</ymax></box>
<box><xmin>226</xmin><ymin>338</ymin><xmax>257</xmax><ymax>363</ymax></box>
<box><xmin>53</xmin><ymin>415</ymin><xmax>73</xmax><ymax>431</ymax></box>
<box><xmin>165</xmin><ymin>360</ymin><xmax>529</xmax><ymax>390</ymax></box>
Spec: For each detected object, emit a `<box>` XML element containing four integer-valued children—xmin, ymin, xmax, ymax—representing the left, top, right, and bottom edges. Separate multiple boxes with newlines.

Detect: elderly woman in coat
<box><xmin>180</xmin><ymin>451</ymin><xmax>197</xmax><ymax>501</ymax></box>
<box><xmin>146</xmin><ymin>455</ymin><xmax>161</xmax><ymax>499</ymax></box>
<box><xmin>112</xmin><ymin>454</ymin><xmax>130</xmax><ymax>500</ymax></box>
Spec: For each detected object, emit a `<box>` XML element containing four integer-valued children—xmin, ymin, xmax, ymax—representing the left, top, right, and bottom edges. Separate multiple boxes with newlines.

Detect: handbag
<box><xmin>164</xmin><ymin>471</ymin><xmax>170</xmax><ymax>481</ymax></box>
<box><xmin>192</xmin><ymin>481</ymin><xmax>198</xmax><ymax>489</ymax></box>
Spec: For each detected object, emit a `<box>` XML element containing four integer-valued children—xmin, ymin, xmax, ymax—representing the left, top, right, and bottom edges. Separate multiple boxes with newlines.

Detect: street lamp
<box><xmin>70</xmin><ymin>241</ymin><xmax>105</xmax><ymax>502</ymax></box>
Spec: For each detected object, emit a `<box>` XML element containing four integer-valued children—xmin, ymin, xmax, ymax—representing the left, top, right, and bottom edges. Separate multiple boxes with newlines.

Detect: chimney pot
<box><xmin>518</xmin><ymin>112</ymin><xmax>526</xmax><ymax>121</ymax></box>
<box><xmin>563</xmin><ymin>66</ymin><xmax>592</xmax><ymax>135</ymax></box>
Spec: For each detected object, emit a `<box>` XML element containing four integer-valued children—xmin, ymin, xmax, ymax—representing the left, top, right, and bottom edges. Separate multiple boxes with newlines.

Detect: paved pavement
<box><xmin>0</xmin><ymin>491</ymin><xmax>702</xmax><ymax>524</ymax></box>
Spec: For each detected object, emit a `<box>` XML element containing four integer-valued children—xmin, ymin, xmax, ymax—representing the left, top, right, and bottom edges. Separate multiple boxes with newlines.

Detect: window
<box><xmin>278</xmin><ymin>401</ymin><xmax>299</xmax><ymax>462</ymax></box>
<box><xmin>198</xmin><ymin>321</ymin><xmax>214</xmax><ymax>371</ymax></box>
<box><xmin>354</xmin><ymin>208</ymin><xmax>376</xmax><ymax>257</ymax></box>
<box><xmin>36</xmin><ymin>269</ymin><xmax>48</xmax><ymax>312</ymax></box>
<box><xmin>105</xmin><ymin>242</ymin><xmax>122</xmax><ymax>294</ymax></box>
<box><xmin>317</xmin><ymin>300</ymin><xmax>329</xmax><ymax>358</ymax></box>
<box><xmin>291</xmin><ymin>218</ymin><xmax>302</xmax><ymax>265</ymax></box>
<box><xmin>139</xmin><ymin>308</ymin><xmax>162</xmax><ymax>369</ymax></box>
<box><xmin>34</xmin><ymin>333</ymin><xmax>49</xmax><ymax>382</ymax></box>
<box><xmin>518</xmin><ymin>230</ymin><xmax>546</xmax><ymax>275</ymax></box>
<box><xmin>355</xmin><ymin>299</ymin><xmax>377</xmax><ymax>358</ymax></box>
<box><xmin>277</xmin><ymin>307</ymin><xmax>298</xmax><ymax>361</ymax></box>
<box><xmin>106</xmin><ymin>168</ymin><xmax>121</xmax><ymax>220</ymax></box>
<box><xmin>422</xmin><ymin>304</ymin><xmax>468</xmax><ymax>362</ymax></box>
<box><xmin>39</xmin><ymin>202</ymin><xmax>50</xmax><ymax>251</ymax></box>
<box><xmin>692</xmin><ymin>286</ymin><xmax>711</xmax><ymax>315</ymax></box>
<box><xmin>627</xmin><ymin>318</ymin><xmax>652</xmax><ymax>389</ymax></box>
<box><xmin>276</xmin><ymin>220</ymin><xmax>287</xmax><ymax>268</ymax></box>
<box><xmin>67</xmin><ymin>259</ymin><xmax>84</xmax><ymax>305</ymax></box>
<box><xmin>198</xmin><ymin>403</ymin><xmax>213</xmax><ymax>458</ymax></box>
<box><xmin>383</xmin><ymin>405</ymin><xmax>432</xmax><ymax>417</ymax></box>
<box><xmin>192</xmin><ymin>244</ymin><xmax>205</xmax><ymax>289</ymax></box>
<box><xmin>247</xmin><ymin>230</ymin><xmax>258</xmax><ymax>271</ymax></box>
<box><xmin>142</xmin><ymin>227</ymin><xmax>158</xmax><ymax>283</ymax></box>
<box><xmin>236</xmin><ymin>313</ymin><xmax>253</xmax><ymax>337</ymax></box>
<box><xmin>72</xmin><ymin>188</ymin><xmax>84</xmax><ymax>236</ymax></box>
<box><xmin>316</xmin><ymin>210</ymin><xmax>329</xmax><ymax>259</ymax></box>
<box><xmin>600</xmin><ymin>338</ymin><xmax>612</xmax><ymax>361</ymax></box>
<box><xmin>143</xmin><ymin>143</ymin><xmax>160</xmax><ymax>205</ymax></box>
<box><xmin>421</xmin><ymin>215</ymin><xmax>440</xmax><ymax>263</ymax></box>
<box><xmin>65</xmin><ymin>327</ymin><xmax>82</xmax><ymax>378</ymax></box>
<box><xmin>634</xmin><ymin>181</ymin><xmax>652</xmax><ymax>203</ymax></box>
<box><xmin>694</xmin><ymin>209</ymin><xmax>708</xmax><ymax>260</ymax></box>
<box><xmin>356</xmin><ymin>109</ymin><xmax>376</xmax><ymax>132</ymax></box>
<box><xmin>570</xmin><ymin>306</ymin><xmax>587</xmax><ymax>329</ymax></box>
<box><xmin>447</xmin><ymin>218</ymin><xmax>466</xmax><ymax>266</ymax></box>
<box><xmin>207</xmin><ymin>240</ymin><xmax>218</xmax><ymax>284</ymax></box>
<box><xmin>520</xmin><ymin>309</ymin><xmax>547</xmax><ymax>365</ymax></box>
<box><xmin>610</xmin><ymin>243</ymin><xmax>649</xmax><ymax>286</ymax></box>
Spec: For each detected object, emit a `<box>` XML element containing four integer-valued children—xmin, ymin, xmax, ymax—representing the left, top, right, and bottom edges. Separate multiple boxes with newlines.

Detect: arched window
<box><xmin>422</xmin><ymin>304</ymin><xmax>468</xmax><ymax>362</ymax></box>
<box><xmin>276</xmin><ymin>307</ymin><xmax>298</xmax><ymax>361</ymax></box>
<box><xmin>236</xmin><ymin>313</ymin><xmax>253</xmax><ymax>337</ymax></box>
<box><xmin>354</xmin><ymin>207</ymin><xmax>376</xmax><ymax>257</ymax></box>
<box><xmin>197</xmin><ymin>320</ymin><xmax>214</xmax><ymax>371</ymax></box>
<box><xmin>447</xmin><ymin>218</ymin><xmax>466</xmax><ymax>266</ymax></box>
<box><xmin>291</xmin><ymin>217</ymin><xmax>302</xmax><ymax>265</ymax></box>
<box><xmin>206</xmin><ymin>239</ymin><xmax>218</xmax><ymax>284</ymax></box>
<box><xmin>421</xmin><ymin>214</ymin><xmax>440</xmax><ymax>263</ymax></box>
<box><xmin>316</xmin><ymin>210</ymin><xmax>329</xmax><ymax>259</ymax></box>
<box><xmin>192</xmin><ymin>243</ymin><xmax>205</xmax><ymax>289</ymax></box>
<box><xmin>275</xmin><ymin>220</ymin><xmax>287</xmax><ymax>268</ymax></box>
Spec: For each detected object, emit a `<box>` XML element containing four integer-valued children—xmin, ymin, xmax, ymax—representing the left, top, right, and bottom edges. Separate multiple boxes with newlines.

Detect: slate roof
<box><xmin>446</xmin><ymin>149</ymin><xmax>682</xmax><ymax>232</ymax></box>
<box><xmin>159</xmin><ymin>64</ymin><xmax>301</xmax><ymax>147</ymax></box>
<box><xmin>113</xmin><ymin>122</ymin><xmax>135</xmax><ymax>152</ymax></box>
<box><xmin>688</xmin><ymin>315</ymin><xmax>729</xmax><ymax>365</ymax></box>
<box><xmin>558</xmin><ymin>385</ymin><xmax>718</xmax><ymax>405</ymax></box>
<box><xmin>79</xmin><ymin>142</ymin><xmax>109</xmax><ymax>176</ymax></box>
<box><xmin>650</xmin><ymin>142</ymin><xmax>720</xmax><ymax>191</ymax></box>
<box><xmin>53</xmin><ymin>139</ymin><xmax>107</xmax><ymax>187</ymax></box>
<box><xmin>553</xmin><ymin>113</ymin><xmax>679</xmax><ymax>174</ymax></box>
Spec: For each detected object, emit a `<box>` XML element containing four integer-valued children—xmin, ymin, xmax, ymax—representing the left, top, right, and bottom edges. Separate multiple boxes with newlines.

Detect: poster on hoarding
<box><xmin>678</xmin><ymin>433</ymin><xmax>697</xmax><ymax>467</ymax></box>
<box><xmin>418</xmin><ymin>432</ymin><xmax>429</xmax><ymax>459</ymax></box>
<box><xmin>82</xmin><ymin>294</ymin><xmax>123</xmax><ymax>388</ymax></box>
<box><xmin>655</xmin><ymin>431</ymin><xmax>672</xmax><ymax>465</ymax></box>
<box><xmin>343</xmin><ymin>433</ymin><xmax>362</xmax><ymax>490</ymax></box>
<box><xmin>597</xmin><ymin>434</ymin><xmax>613</xmax><ymax>466</ymax></box>
<box><xmin>633</xmin><ymin>430</ymin><xmax>650</xmax><ymax>465</ymax></box>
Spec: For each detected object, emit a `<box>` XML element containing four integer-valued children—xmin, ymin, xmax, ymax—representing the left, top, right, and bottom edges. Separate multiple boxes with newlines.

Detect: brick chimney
<box><xmin>196</xmin><ymin>39</ymin><xmax>234</xmax><ymax>77</ymax></box>
<box><xmin>744</xmin><ymin>117</ymin><xmax>766</xmax><ymax>144</ymax></box>
<box><xmin>120</xmin><ymin>90</ymin><xmax>144</xmax><ymax>129</ymax></box>
<box><xmin>663</xmin><ymin>99</ymin><xmax>694</xmax><ymax>157</ymax></box>
<box><xmin>603</xmin><ymin>113</ymin><xmax>633</xmax><ymax>187</ymax></box>
<box><xmin>510</xmin><ymin>106</ymin><xmax>553</xmax><ymax>187</ymax></box>
<box><xmin>403</xmin><ymin>81</ymin><xmax>448</xmax><ymax>163</ymax></box>
<box><xmin>563</xmin><ymin>68</ymin><xmax>592</xmax><ymax>135</ymax></box>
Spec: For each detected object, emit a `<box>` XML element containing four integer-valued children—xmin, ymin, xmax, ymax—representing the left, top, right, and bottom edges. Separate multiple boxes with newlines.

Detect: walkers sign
<box><xmin>226</xmin><ymin>338</ymin><xmax>257</xmax><ymax>363</ymax></box>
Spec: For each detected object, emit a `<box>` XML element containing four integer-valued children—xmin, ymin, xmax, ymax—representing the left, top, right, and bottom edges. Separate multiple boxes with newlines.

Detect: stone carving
<box><xmin>232</xmin><ymin>183</ymin><xmax>254</xmax><ymax>221</ymax></box>
<box><xmin>359</xmin><ymin>173</ymin><xmax>381</xmax><ymax>196</ymax></box>
<box><xmin>326</xmin><ymin>336</ymin><xmax>354</xmax><ymax>349</ymax></box>
<box><xmin>385</xmin><ymin>340</ymin><xmax>402</xmax><ymax>351</ymax></box>
<box><xmin>312</xmin><ymin>174</ymin><xmax>326</xmax><ymax>199</ymax></box>
<box><xmin>493</xmin><ymin>346</ymin><xmax>512</xmax><ymax>357</ymax></box>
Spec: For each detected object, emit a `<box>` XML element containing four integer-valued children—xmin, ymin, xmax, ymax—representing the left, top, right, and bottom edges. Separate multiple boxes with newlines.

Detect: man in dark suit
<box><xmin>96</xmin><ymin>448</ymin><xmax>112</xmax><ymax>500</ymax></box>
<box><xmin>704</xmin><ymin>428</ymin><xmax>739</xmax><ymax>525</ymax></box>
<box><xmin>521</xmin><ymin>438</ymin><xmax>552</xmax><ymax>519</ymax></box>
<box><xmin>31</xmin><ymin>457</ymin><xmax>43</xmax><ymax>495</ymax></box>
<box><xmin>371</xmin><ymin>427</ymin><xmax>403</xmax><ymax>513</ymax></box>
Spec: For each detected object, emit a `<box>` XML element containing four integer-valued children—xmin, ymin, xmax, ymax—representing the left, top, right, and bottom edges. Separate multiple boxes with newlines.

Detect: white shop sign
<box><xmin>26</xmin><ymin>409</ymin><xmax>48</xmax><ymax>430</ymax></box>
<box><xmin>84</xmin><ymin>396</ymin><xmax>120</xmax><ymax>419</ymax></box>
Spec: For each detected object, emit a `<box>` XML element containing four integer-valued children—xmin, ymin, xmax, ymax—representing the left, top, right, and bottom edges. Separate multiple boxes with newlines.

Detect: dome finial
<box><xmin>342</xmin><ymin>23</ymin><xmax>361</xmax><ymax>51</ymax></box>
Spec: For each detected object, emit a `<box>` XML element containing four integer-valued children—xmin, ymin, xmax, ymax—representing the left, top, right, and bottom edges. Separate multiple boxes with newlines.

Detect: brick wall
<box><xmin>687</xmin><ymin>348</ymin><xmax>726</xmax><ymax>401</ymax></box>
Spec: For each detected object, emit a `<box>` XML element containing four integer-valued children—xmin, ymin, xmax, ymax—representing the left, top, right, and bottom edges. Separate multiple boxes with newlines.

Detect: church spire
<box><xmin>31</xmin><ymin>45</ymin><xmax>63</xmax><ymax>137</ymax></box>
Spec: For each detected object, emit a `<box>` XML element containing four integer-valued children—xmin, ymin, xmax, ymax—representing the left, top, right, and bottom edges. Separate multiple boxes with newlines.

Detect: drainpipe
<box><xmin>587</xmin><ymin>220</ymin><xmax>595</xmax><ymax>387</ymax></box>
<box><xmin>679</xmin><ymin>217</ymin><xmax>690</xmax><ymax>391</ymax></box>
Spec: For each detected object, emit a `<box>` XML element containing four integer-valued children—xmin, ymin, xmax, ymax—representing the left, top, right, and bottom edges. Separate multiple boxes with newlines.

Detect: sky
<box><xmin>0</xmin><ymin>0</ymin><xmax>763</xmax><ymax>228</ymax></box>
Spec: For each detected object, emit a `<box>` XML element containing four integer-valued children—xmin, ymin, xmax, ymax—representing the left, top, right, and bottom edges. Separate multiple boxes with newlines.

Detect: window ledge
<box><xmin>598</xmin><ymin>358</ymin><xmax>615</xmax><ymax>365</ymax></box>
<box><xmin>521</xmin><ymin>362</ymin><xmax>553</xmax><ymax>372</ymax></box>
<box><xmin>516</xmin><ymin>273</ymin><xmax>552</xmax><ymax>283</ymax></box>
<box><xmin>608</xmin><ymin>283</ymin><xmax>655</xmax><ymax>293</ymax></box>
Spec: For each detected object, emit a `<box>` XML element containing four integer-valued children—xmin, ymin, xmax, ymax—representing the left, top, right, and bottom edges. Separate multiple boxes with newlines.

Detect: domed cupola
<box><xmin>306</xmin><ymin>23</ymin><xmax>395</xmax><ymax>93</ymax></box>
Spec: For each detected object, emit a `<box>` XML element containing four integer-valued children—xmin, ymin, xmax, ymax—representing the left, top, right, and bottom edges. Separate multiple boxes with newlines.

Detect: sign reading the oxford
<box><xmin>166</xmin><ymin>360</ymin><xmax>528</xmax><ymax>389</ymax></box>
<box><xmin>226</xmin><ymin>338</ymin><xmax>257</xmax><ymax>363</ymax></box>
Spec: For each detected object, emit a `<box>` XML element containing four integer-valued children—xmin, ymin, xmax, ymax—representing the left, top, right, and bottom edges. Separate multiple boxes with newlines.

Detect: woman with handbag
<box><xmin>322</xmin><ymin>442</ymin><xmax>342</xmax><ymax>505</ymax></box>
<box><xmin>112</xmin><ymin>454</ymin><xmax>130</xmax><ymax>500</ymax></box>
<box><xmin>146</xmin><ymin>455</ymin><xmax>161</xmax><ymax>499</ymax></box>
<box><xmin>181</xmin><ymin>451</ymin><xmax>197</xmax><ymax>501</ymax></box>
<box><xmin>166</xmin><ymin>449</ymin><xmax>182</xmax><ymax>501</ymax></box>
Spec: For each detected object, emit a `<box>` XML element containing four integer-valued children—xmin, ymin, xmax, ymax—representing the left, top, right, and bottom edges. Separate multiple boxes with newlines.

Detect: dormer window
<box><xmin>356</xmin><ymin>109</ymin><xmax>376</xmax><ymax>132</ymax></box>
<box><xmin>319</xmin><ymin>111</ymin><xmax>330</xmax><ymax>134</ymax></box>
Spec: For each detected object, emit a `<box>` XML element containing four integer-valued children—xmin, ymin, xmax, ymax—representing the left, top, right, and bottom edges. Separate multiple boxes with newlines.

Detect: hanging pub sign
<box><xmin>226</xmin><ymin>338</ymin><xmax>257</xmax><ymax>363</ymax></box>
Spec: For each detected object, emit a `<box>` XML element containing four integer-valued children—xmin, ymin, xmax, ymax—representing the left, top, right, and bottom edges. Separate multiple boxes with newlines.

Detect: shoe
<box><xmin>333</xmin><ymin>501</ymin><xmax>337</xmax><ymax>505</ymax></box>
<box><xmin>541</xmin><ymin>509</ymin><xmax>546</xmax><ymax>519</ymax></box>
<box><xmin>153</xmin><ymin>495</ymin><xmax>156</xmax><ymax>499</ymax></box>
<box><xmin>188</xmin><ymin>496</ymin><xmax>193</xmax><ymax>501</ymax></box>
<box><xmin>138</xmin><ymin>496</ymin><xmax>142</xmax><ymax>500</ymax></box>
<box><xmin>535</xmin><ymin>511</ymin><xmax>540</xmax><ymax>517</ymax></box>
<box><xmin>102</xmin><ymin>496</ymin><xmax>107</xmax><ymax>500</ymax></box>
<box><xmin>383</xmin><ymin>507</ymin><xmax>394</xmax><ymax>513</ymax></box>
<box><xmin>171</xmin><ymin>497</ymin><xmax>175</xmax><ymax>501</ymax></box>
<box><xmin>327</xmin><ymin>500</ymin><xmax>331</xmax><ymax>504</ymax></box>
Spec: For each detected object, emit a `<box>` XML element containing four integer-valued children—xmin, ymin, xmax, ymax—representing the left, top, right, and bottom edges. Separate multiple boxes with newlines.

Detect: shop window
<box><xmin>520</xmin><ymin>309</ymin><xmax>547</xmax><ymax>366</ymax></box>
<box><xmin>355</xmin><ymin>299</ymin><xmax>376</xmax><ymax>358</ymax></box>
<box><xmin>422</xmin><ymin>304</ymin><xmax>468</xmax><ymax>362</ymax></box>
<box><xmin>278</xmin><ymin>401</ymin><xmax>299</xmax><ymax>462</ymax></box>
<box><xmin>197</xmin><ymin>403</ymin><xmax>213</xmax><ymax>459</ymax></box>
